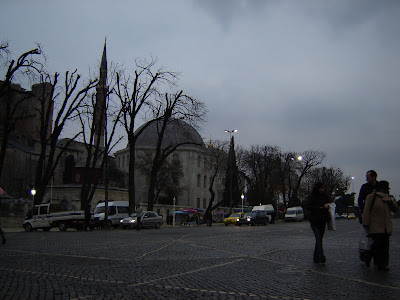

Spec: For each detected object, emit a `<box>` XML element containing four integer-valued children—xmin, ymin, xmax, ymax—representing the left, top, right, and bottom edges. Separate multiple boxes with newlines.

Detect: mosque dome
<box><xmin>134</xmin><ymin>119</ymin><xmax>205</xmax><ymax>149</ymax></box>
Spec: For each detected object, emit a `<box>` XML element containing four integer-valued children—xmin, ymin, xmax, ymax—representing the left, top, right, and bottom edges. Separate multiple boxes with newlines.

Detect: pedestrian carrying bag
<box><xmin>358</xmin><ymin>192</ymin><xmax>377</xmax><ymax>262</ymax></box>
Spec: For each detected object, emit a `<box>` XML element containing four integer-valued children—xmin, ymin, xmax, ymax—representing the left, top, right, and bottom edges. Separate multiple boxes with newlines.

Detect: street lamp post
<box><xmin>30</xmin><ymin>187</ymin><xmax>36</xmax><ymax>204</ymax></box>
<box><xmin>173</xmin><ymin>197</ymin><xmax>176</xmax><ymax>227</ymax></box>
<box><xmin>241</xmin><ymin>194</ymin><xmax>244</xmax><ymax>212</ymax></box>
<box><xmin>351</xmin><ymin>177</ymin><xmax>355</xmax><ymax>194</ymax></box>
<box><xmin>224</xmin><ymin>129</ymin><xmax>238</xmax><ymax>214</ymax></box>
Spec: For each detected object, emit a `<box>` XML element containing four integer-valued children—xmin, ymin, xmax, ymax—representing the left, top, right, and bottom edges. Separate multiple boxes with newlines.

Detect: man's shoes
<box><xmin>313</xmin><ymin>257</ymin><xmax>326</xmax><ymax>264</ymax></box>
<box><xmin>377</xmin><ymin>266</ymin><xmax>389</xmax><ymax>271</ymax></box>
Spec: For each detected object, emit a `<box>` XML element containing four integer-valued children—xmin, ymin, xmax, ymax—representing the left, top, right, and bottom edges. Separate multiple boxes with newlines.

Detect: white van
<box><xmin>284</xmin><ymin>206</ymin><xmax>304</xmax><ymax>222</ymax></box>
<box><xmin>93</xmin><ymin>201</ymin><xmax>130</xmax><ymax>227</ymax></box>
<box><xmin>252</xmin><ymin>205</ymin><xmax>275</xmax><ymax>223</ymax></box>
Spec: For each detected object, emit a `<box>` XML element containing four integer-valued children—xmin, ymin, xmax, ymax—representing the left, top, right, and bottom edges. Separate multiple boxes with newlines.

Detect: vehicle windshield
<box><xmin>94</xmin><ymin>207</ymin><xmax>105</xmax><ymax>214</ymax></box>
<box><xmin>245</xmin><ymin>212</ymin><xmax>256</xmax><ymax>217</ymax></box>
<box><xmin>286</xmin><ymin>211</ymin><xmax>296</xmax><ymax>215</ymax></box>
<box><xmin>229</xmin><ymin>213</ymin><xmax>241</xmax><ymax>218</ymax></box>
<box><xmin>129</xmin><ymin>213</ymin><xmax>137</xmax><ymax>217</ymax></box>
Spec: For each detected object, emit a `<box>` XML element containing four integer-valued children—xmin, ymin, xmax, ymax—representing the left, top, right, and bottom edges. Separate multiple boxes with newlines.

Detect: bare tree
<box><xmin>305</xmin><ymin>166</ymin><xmax>351</xmax><ymax>198</ymax></box>
<box><xmin>32</xmin><ymin>71</ymin><xmax>97</xmax><ymax>204</ymax></box>
<box><xmin>0</xmin><ymin>43</ymin><xmax>44</xmax><ymax>180</ymax></box>
<box><xmin>275</xmin><ymin>151</ymin><xmax>303</xmax><ymax>209</ymax></box>
<box><xmin>136</xmin><ymin>150</ymin><xmax>184</xmax><ymax>204</ymax></box>
<box><xmin>237</xmin><ymin>145</ymin><xmax>281</xmax><ymax>207</ymax></box>
<box><xmin>114</xmin><ymin>57</ymin><xmax>190</xmax><ymax>213</ymax></box>
<box><xmin>202</xmin><ymin>140</ymin><xmax>228</xmax><ymax>224</ymax></box>
<box><xmin>144</xmin><ymin>90</ymin><xmax>207</xmax><ymax>211</ymax></box>
<box><xmin>289</xmin><ymin>150</ymin><xmax>326</xmax><ymax>206</ymax></box>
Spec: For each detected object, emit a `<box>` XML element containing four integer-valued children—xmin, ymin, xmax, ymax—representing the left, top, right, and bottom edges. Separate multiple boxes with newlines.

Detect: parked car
<box><xmin>120</xmin><ymin>211</ymin><xmax>163</xmax><ymax>229</ymax></box>
<box><xmin>224</xmin><ymin>212</ymin><xmax>245</xmax><ymax>226</ymax></box>
<box><xmin>252</xmin><ymin>205</ymin><xmax>275</xmax><ymax>223</ymax></box>
<box><xmin>94</xmin><ymin>201</ymin><xmax>129</xmax><ymax>228</ymax></box>
<box><xmin>347</xmin><ymin>213</ymin><xmax>356</xmax><ymax>220</ymax></box>
<box><xmin>236</xmin><ymin>211</ymin><xmax>269</xmax><ymax>226</ymax></box>
<box><xmin>284</xmin><ymin>206</ymin><xmax>304</xmax><ymax>222</ymax></box>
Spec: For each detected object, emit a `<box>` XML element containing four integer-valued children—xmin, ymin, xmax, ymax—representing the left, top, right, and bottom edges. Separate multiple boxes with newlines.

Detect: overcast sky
<box><xmin>1</xmin><ymin>0</ymin><xmax>399</xmax><ymax>198</ymax></box>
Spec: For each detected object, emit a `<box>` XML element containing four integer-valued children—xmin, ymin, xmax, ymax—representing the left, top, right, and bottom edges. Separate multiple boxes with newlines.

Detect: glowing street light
<box><xmin>224</xmin><ymin>129</ymin><xmax>238</xmax><ymax>137</ymax></box>
<box><xmin>241</xmin><ymin>194</ymin><xmax>245</xmax><ymax>212</ymax></box>
<box><xmin>30</xmin><ymin>187</ymin><xmax>36</xmax><ymax>203</ymax></box>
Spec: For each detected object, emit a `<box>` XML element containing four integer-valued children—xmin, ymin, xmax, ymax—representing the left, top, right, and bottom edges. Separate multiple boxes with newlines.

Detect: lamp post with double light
<box><xmin>224</xmin><ymin>129</ymin><xmax>238</xmax><ymax>214</ymax></box>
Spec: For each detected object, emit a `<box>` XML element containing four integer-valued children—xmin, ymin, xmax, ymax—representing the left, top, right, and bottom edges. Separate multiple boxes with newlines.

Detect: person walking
<box><xmin>0</xmin><ymin>219</ymin><xmax>5</xmax><ymax>244</ymax></box>
<box><xmin>358</xmin><ymin>170</ymin><xmax>378</xmax><ymax>223</ymax></box>
<box><xmin>362</xmin><ymin>180</ymin><xmax>398</xmax><ymax>271</ymax></box>
<box><xmin>84</xmin><ymin>204</ymin><xmax>92</xmax><ymax>231</ymax></box>
<box><xmin>305</xmin><ymin>182</ymin><xmax>331</xmax><ymax>263</ymax></box>
<box><xmin>135</xmin><ymin>203</ymin><xmax>143</xmax><ymax>231</ymax></box>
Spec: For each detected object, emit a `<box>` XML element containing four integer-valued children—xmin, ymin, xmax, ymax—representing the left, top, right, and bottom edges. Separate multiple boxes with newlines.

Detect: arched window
<box><xmin>197</xmin><ymin>156</ymin><xmax>201</xmax><ymax>167</ymax></box>
<box><xmin>203</xmin><ymin>175</ymin><xmax>207</xmax><ymax>188</ymax></box>
<box><xmin>197</xmin><ymin>174</ymin><xmax>201</xmax><ymax>187</ymax></box>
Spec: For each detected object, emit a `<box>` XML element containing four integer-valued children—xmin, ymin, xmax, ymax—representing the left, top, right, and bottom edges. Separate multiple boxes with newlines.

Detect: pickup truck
<box><xmin>23</xmin><ymin>203</ymin><xmax>91</xmax><ymax>232</ymax></box>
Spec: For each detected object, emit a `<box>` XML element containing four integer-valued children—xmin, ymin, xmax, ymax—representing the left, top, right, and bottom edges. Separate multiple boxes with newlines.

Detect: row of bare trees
<box><xmin>235</xmin><ymin>146</ymin><xmax>351</xmax><ymax>210</ymax></box>
<box><xmin>1</xmin><ymin>41</ymin><xmax>207</xmax><ymax>216</ymax></box>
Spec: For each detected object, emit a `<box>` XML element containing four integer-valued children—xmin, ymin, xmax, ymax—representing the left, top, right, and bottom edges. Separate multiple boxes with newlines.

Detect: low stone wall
<box><xmin>0</xmin><ymin>216</ymin><xmax>25</xmax><ymax>228</ymax></box>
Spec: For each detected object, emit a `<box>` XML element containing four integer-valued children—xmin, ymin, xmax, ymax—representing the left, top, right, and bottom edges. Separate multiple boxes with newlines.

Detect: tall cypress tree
<box><xmin>223</xmin><ymin>136</ymin><xmax>240</xmax><ymax>213</ymax></box>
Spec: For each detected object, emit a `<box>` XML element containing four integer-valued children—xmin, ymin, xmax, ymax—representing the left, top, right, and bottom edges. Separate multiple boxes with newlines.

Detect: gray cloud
<box><xmin>1</xmin><ymin>0</ymin><xmax>399</xmax><ymax>197</ymax></box>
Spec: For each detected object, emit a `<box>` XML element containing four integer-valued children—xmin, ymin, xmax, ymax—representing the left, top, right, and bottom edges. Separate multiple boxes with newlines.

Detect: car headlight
<box><xmin>246</xmin><ymin>217</ymin><xmax>251</xmax><ymax>221</ymax></box>
<box><xmin>236</xmin><ymin>218</ymin><xmax>240</xmax><ymax>222</ymax></box>
<box><xmin>129</xmin><ymin>219</ymin><xmax>136</xmax><ymax>223</ymax></box>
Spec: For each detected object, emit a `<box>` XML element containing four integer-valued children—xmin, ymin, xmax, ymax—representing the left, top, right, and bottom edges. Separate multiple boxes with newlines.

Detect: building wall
<box><xmin>114</xmin><ymin>144</ymin><xmax>224</xmax><ymax>209</ymax></box>
<box><xmin>42</xmin><ymin>185</ymin><xmax>129</xmax><ymax>210</ymax></box>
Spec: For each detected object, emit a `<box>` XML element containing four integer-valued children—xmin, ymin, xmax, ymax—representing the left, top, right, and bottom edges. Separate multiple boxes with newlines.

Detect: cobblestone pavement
<box><xmin>1</xmin><ymin>219</ymin><xmax>400</xmax><ymax>300</ymax></box>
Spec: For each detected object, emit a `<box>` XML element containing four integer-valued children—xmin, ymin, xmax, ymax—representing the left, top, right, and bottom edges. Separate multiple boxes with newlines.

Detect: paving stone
<box><xmin>0</xmin><ymin>220</ymin><xmax>399</xmax><ymax>299</ymax></box>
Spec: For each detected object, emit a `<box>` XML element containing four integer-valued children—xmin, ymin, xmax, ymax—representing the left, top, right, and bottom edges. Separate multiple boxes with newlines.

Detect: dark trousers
<box><xmin>370</xmin><ymin>233</ymin><xmax>390</xmax><ymax>267</ymax></box>
<box><xmin>0</xmin><ymin>227</ymin><xmax>5</xmax><ymax>244</ymax></box>
<box><xmin>311</xmin><ymin>222</ymin><xmax>326</xmax><ymax>261</ymax></box>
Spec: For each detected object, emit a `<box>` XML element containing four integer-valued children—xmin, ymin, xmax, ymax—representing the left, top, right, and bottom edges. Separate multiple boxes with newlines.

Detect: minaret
<box><xmin>94</xmin><ymin>39</ymin><xmax>108</xmax><ymax>148</ymax></box>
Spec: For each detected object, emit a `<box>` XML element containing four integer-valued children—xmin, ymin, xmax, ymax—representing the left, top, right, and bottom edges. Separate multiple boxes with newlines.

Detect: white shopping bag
<box><xmin>327</xmin><ymin>202</ymin><xmax>336</xmax><ymax>230</ymax></box>
<box><xmin>359</xmin><ymin>232</ymin><xmax>372</xmax><ymax>252</ymax></box>
<box><xmin>359</xmin><ymin>231</ymin><xmax>373</xmax><ymax>263</ymax></box>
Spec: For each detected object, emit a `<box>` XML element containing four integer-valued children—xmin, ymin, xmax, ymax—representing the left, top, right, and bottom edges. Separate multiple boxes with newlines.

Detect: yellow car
<box><xmin>347</xmin><ymin>213</ymin><xmax>356</xmax><ymax>220</ymax></box>
<box><xmin>224</xmin><ymin>212</ymin><xmax>245</xmax><ymax>225</ymax></box>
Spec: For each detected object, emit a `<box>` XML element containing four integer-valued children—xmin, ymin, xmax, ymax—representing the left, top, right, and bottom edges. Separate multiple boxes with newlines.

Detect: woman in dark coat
<box><xmin>305</xmin><ymin>182</ymin><xmax>330</xmax><ymax>263</ymax></box>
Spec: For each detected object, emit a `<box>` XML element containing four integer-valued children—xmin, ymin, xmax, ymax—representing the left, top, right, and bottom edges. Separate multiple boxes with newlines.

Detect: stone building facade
<box><xmin>115</xmin><ymin>119</ymin><xmax>225</xmax><ymax>211</ymax></box>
